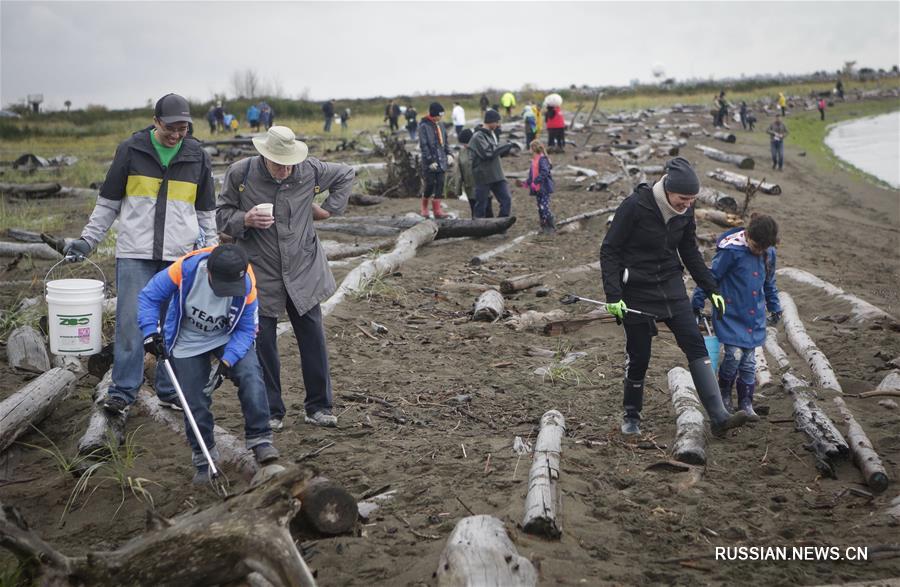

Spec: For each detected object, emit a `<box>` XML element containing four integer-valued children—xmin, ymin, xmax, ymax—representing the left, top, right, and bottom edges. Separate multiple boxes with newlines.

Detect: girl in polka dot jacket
<box><xmin>692</xmin><ymin>214</ymin><xmax>782</xmax><ymax>421</ymax></box>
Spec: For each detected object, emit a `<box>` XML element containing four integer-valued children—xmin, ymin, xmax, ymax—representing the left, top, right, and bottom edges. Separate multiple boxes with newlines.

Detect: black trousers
<box><xmin>423</xmin><ymin>171</ymin><xmax>445</xmax><ymax>198</ymax></box>
<box><xmin>548</xmin><ymin>128</ymin><xmax>565</xmax><ymax>149</ymax></box>
<box><xmin>623</xmin><ymin>310</ymin><xmax>707</xmax><ymax>381</ymax></box>
<box><xmin>256</xmin><ymin>300</ymin><xmax>332</xmax><ymax>419</ymax></box>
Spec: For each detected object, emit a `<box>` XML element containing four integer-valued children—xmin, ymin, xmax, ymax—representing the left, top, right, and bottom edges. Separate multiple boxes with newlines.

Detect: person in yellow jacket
<box><xmin>500</xmin><ymin>92</ymin><xmax>517</xmax><ymax>117</ymax></box>
<box><xmin>777</xmin><ymin>92</ymin><xmax>787</xmax><ymax>116</ymax></box>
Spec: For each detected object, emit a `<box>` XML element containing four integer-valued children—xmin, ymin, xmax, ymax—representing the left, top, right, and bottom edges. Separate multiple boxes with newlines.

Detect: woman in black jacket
<box><xmin>600</xmin><ymin>157</ymin><xmax>747</xmax><ymax>437</ymax></box>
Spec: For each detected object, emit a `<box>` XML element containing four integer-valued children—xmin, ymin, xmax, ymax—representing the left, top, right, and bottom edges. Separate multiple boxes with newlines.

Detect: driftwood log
<box><xmin>505</xmin><ymin>309</ymin><xmax>568</xmax><ymax>332</ymax></box>
<box><xmin>0</xmin><ymin>467</ymin><xmax>319</xmax><ymax>586</ymax></box>
<box><xmin>694</xmin><ymin>144</ymin><xmax>754</xmax><ymax>169</ymax></box>
<box><xmin>776</xmin><ymin>267</ymin><xmax>896</xmax><ymax>324</ymax></box>
<box><xmin>713</xmin><ymin>131</ymin><xmax>737</xmax><ymax>143</ymax></box>
<box><xmin>315</xmin><ymin>223</ymin><xmax>401</xmax><ymax>237</ymax></box>
<box><xmin>707</xmin><ymin>168</ymin><xmax>782</xmax><ymax>195</ymax></box>
<box><xmin>76</xmin><ymin>370</ymin><xmax>126</xmax><ymax>457</ymax></box>
<box><xmin>694</xmin><ymin>208</ymin><xmax>742</xmax><ymax>228</ymax></box>
<box><xmin>321</xmin><ymin>220</ymin><xmax>438</xmax><ymax>317</ymax></box>
<box><xmin>764</xmin><ymin>326</ymin><xmax>792</xmax><ymax>372</ymax></box>
<box><xmin>667</xmin><ymin>367</ymin><xmax>707</xmax><ymax>466</ymax></box>
<box><xmin>522</xmin><ymin>409</ymin><xmax>565</xmax><ymax>538</ymax></box>
<box><xmin>779</xmin><ymin>291</ymin><xmax>843</xmax><ymax>393</ymax></box>
<box><xmin>6</xmin><ymin>325</ymin><xmax>51</xmax><ymax>373</ymax></box>
<box><xmin>0</xmin><ymin>368</ymin><xmax>77</xmax><ymax>453</ymax></box>
<box><xmin>332</xmin><ymin>215</ymin><xmax>516</xmax><ymax>240</ymax></box>
<box><xmin>472</xmin><ymin>289</ymin><xmax>505</xmax><ymax>322</ymax></box>
<box><xmin>755</xmin><ymin>347</ymin><xmax>773</xmax><ymax>388</ymax></box>
<box><xmin>542</xmin><ymin>309</ymin><xmax>614</xmax><ymax>336</ymax></box>
<box><xmin>293</xmin><ymin>476</ymin><xmax>358</xmax><ymax>536</ymax></box>
<box><xmin>500</xmin><ymin>273</ymin><xmax>544</xmax><ymax>294</ymax></box>
<box><xmin>321</xmin><ymin>239</ymin><xmax>394</xmax><ymax>261</ymax></box>
<box><xmin>436</xmin><ymin>515</ymin><xmax>537</xmax><ymax>587</ymax></box>
<box><xmin>782</xmin><ymin>372</ymin><xmax>849</xmax><ymax>477</ymax></box>
<box><xmin>696</xmin><ymin>187</ymin><xmax>739</xmax><ymax>213</ymax></box>
<box><xmin>0</xmin><ymin>241</ymin><xmax>61</xmax><ymax>259</ymax></box>
<box><xmin>832</xmin><ymin>396</ymin><xmax>890</xmax><ymax>493</ymax></box>
<box><xmin>0</xmin><ymin>183</ymin><xmax>98</xmax><ymax>199</ymax></box>
<box><xmin>348</xmin><ymin>193</ymin><xmax>385</xmax><ymax>206</ymax></box>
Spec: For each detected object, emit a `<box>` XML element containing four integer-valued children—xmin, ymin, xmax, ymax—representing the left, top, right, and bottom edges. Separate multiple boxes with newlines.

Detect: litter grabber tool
<box><xmin>158</xmin><ymin>350</ymin><xmax>230</xmax><ymax>497</ymax></box>
<box><xmin>559</xmin><ymin>293</ymin><xmax>659</xmax><ymax>319</ymax></box>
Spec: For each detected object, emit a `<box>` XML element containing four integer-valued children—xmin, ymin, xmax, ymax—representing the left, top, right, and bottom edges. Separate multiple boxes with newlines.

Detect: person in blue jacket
<box><xmin>693</xmin><ymin>214</ymin><xmax>782</xmax><ymax>421</ymax></box>
<box><xmin>138</xmin><ymin>244</ymin><xmax>278</xmax><ymax>484</ymax></box>
<box><xmin>526</xmin><ymin>140</ymin><xmax>555</xmax><ymax>233</ymax></box>
<box><xmin>247</xmin><ymin>103</ymin><xmax>261</xmax><ymax>132</ymax></box>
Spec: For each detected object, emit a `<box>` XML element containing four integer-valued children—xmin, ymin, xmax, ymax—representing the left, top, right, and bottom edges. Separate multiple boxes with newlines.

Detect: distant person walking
<box><xmin>777</xmin><ymin>92</ymin><xmax>787</xmax><ymax>116</ymax></box>
<box><xmin>405</xmin><ymin>104</ymin><xmax>418</xmax><ymax>140</ymax></box>
<box><xmin>322</xmin><ymin>99</ymin><xmax>335</xmax><ymax>132</ymax></box>
<box><xmin>247</xmin><ymin>103</ymin><xmax>261</xmax><ymax>132</ymax></box>
<box><xmin>526</xmin><ymin>140</ymin><xmax>555</xmax><ymax>234</ymax></box>
<box><xmin>479</xmin><ymin>93</ymin><xmax>490</xmax><ymax>115</ymax></box>
<box><xmin>739</xmin><ymin>101</ymin><xmax>749</xmax><ymax>130</ymax></box>
<box><xmin>817</xmin><ymin>97</ymin><xmax>827</xmax><ymax>121</ymax></box>
<box><xmin>715</xmin><ymin>91</ymin><xmax>729</xmax><ymax>128</ymax></box>
<box><xmin>500</xmin><ymin>92</ymin><xmax>517</xmax><ymax>117</ymax></box>
<box><xmin>206</xmin><ymin>105</ymin><xmax>217</xmax><ymax>134</ymax></box>
<box><xmin>259</xmin><ymin>102</ymin><xmax>274</xmax><ymax>130</ymax></box>
<box><xmin>340</xmin><ymin>108</ymin><xmax>351</xmax><ymax>131</ymax></box>
<box><xmin>385</xmin><ymin>99</ymin><xmax>400</xmax><ymax>132</ymax></box>
<box><xmin>523</xmin><ymin>102</ymin><xmax>542</xmax><ymax>146</ymax></box>
<box><xmin>418</xmin><ymin>102</ymin><xmax>452</xmax><ymax>219</ymax></box>
<box><xmin>214</xmin><ymin>101</ymin><xmax>226</xmax><ymax>133</ymax></box>
<box><xmin>451</xmin><ymin>102</ymin><xmax>466</xmax><ymax>136</ymax></box>
<box><xmin>452</xmin><ymin>128</ymin><xmax>477</xmax><ymax>218</ymax></box>
<box><xmin>767</xmin><ymin>114</ymin><xmax>788</xmax><ymax>171</ymax></box>
<box><xmin>835</xmin><ymin>79</ymin><xmax>845</xmax><ymax>100</ymax></box>
<box><xmin>544</xmin><ymin>103</ymin><xmax>566</xmax><ymax>153</ymax></box>
<box><xmin>469</xmin><ymin>110</ymin><xmax>514</xmax><ymax>218</ymax></box>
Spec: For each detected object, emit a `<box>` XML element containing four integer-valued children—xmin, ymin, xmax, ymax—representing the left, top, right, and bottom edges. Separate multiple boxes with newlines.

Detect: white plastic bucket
<box><xmin>46</xmin><ymin>278</ymin><xmax>105</xmax><ymax>355</ymax></box>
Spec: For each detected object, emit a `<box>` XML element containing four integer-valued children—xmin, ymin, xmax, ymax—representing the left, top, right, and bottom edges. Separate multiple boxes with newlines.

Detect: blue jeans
<box><xmin>169</xmin><ymin>346</ymin><xmax>272</xmax><ymax>468</ymax></box>
<box><xmin>474</xmin><ymin>180</ymin><xmax>511</xmax><ymax>218</ymax></box>
<box><xmin>770</xmin><ymin>140</ymin><xmax>784</xmax><ymax>169</ymax></box>
<box><xmin>719</xmin><ymin>344</ymin><xmax>757</xmax><ymax>386</ymax></box>
<box><xmin>109</xmin><ymin>258</ymin><xmax>174</xmax><ymax>405</ymax></box>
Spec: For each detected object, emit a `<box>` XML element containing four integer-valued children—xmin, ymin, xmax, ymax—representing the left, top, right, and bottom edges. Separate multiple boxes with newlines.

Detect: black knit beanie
<box><xmin>663</xmin><ymin>157</ymin><xmax>700</xmax><ymax>196</ymax></box>
<box><xmin>458</xmin><ymin>128</ymin><xmax>474</xmax><ymax>144</ymax></box>
<box><xmin>429</xmin><ymin>102</ymin><xmax>444</xmax><ymax>117</ymax></box>
<box><xmin>484</xmin><ymin>109</ymin><xmax>501</xmax><ymax>124</ymax></box>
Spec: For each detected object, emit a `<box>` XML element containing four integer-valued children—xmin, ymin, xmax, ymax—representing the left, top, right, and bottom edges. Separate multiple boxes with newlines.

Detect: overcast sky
<box><xmin>2</xmin><ymin>1</ymin><xmax>898</xmax><ymax>111</ymax></box>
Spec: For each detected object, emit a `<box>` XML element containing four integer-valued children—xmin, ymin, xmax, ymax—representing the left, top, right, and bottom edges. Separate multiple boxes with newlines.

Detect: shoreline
<box><xmin>823</xmin><ymin>110</ymin><xmax>900</xmax><ymax>189</ymax></box>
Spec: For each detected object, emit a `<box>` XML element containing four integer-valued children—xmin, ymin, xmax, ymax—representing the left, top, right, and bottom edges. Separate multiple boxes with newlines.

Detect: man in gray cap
<box><xmin>600</xmin><ymin>157</ymin><xmax>747</xmax><ymax>438</ymax></box>
<box><xmin>64</xmin><ymin>93</ymin><xmax>218</xmax><ymax>415</ymax></box>
<box><xmin>217</xmin><ymin>126</ymin><xmax>354</xmax><ymax>430</ymax></box>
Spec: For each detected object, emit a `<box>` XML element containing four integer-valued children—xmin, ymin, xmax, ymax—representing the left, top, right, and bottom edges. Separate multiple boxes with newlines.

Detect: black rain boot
<box><xmin>718</xmin><ymin>373</ymin><xmax>736</xmax><ymax>414</ymax></box>
<box><xmin>689</xmin><ymin>357</ymin><xmax>748</xmax><ymax>438</ymax></box>
<box><xmin>621</xmin><ymin>377</ymin><xmax>644</xmax><ymax>436</ymax></box>
<box><xmin>736</xmin><ymin>380</ymin><xmax>760</xmax><ymax>422</ymax></box>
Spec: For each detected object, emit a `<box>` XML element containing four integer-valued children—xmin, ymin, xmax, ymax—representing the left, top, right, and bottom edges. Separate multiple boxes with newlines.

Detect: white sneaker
<box><xmin>304</xmin><ymin>411</ymin><xmax>337</xmax><ymax>427</ymax></box>
<box><xmin>269</xmin><ymin>418</ymin><xmax>284</xmax><ymax>432</ymax></box>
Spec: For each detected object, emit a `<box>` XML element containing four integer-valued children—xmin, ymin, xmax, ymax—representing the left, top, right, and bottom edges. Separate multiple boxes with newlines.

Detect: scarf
<box><xmin>424</xmin><ymin>116</ymin><xmax>443</xmax><ymax>145</ymax></box>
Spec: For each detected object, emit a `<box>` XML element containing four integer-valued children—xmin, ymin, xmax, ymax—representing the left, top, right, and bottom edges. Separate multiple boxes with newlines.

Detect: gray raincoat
<box><xmin>216</xmin><ymin>156</ymin><xmax>354</xmax><ymax>318</ymax></box>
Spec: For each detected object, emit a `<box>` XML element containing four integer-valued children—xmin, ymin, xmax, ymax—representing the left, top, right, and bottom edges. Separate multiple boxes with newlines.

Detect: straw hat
<box><xmin>252</xmin><ymin>126</ymin><xmax>309</xmax><ymax>166</ymax></box>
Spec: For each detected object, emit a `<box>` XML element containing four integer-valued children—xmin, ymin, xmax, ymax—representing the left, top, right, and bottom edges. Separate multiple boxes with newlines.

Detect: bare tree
<box><xmin>64</xmin><ymin>100</ymin><xmax>71</xmax><ymax>112</ymax></box>
<box><xmin>231</xmin><ymin>69</ymin><xmax>261</xmax><ymax>99</ymax></box>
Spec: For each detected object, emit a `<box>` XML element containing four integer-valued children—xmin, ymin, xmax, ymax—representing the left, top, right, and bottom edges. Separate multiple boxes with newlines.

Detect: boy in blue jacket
<box><xmin>693</xmin><ymin>214</ymin><xmax>782</xmax><ymax>421</ymax></box>
<box><xmin>138</xmin><ymin>244</ymin><xmax>278</xmax><ymax>484</ymax></box>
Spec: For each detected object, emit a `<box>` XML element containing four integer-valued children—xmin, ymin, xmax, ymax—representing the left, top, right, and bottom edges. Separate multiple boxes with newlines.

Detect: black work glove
<box><xmin>767</xmin><ymin>311</ymin><xmax>782</xmax><ymax>326</ymax></box>
<box><xmin>62</xmin><ymin>238</ymin><xmax>91</xmax><ymax>262</ymax></box>
<box><xmin>204</xmin><ymin>360</ymin><xmax>232</xmax><ymax>395</ymax></box>
<box><xmin>143</xmin><ymin>333</ymin><xmax>165</xmax><ymax>358</ymax></box>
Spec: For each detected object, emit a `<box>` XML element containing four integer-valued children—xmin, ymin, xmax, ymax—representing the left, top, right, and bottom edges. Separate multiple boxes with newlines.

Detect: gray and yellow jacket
<box><xmin>80</xmin><ymin>127</ymin><xmax>218</xmax><ymax>260</ymax></box>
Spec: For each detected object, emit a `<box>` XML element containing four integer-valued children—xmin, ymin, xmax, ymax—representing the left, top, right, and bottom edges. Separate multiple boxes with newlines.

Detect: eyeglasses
<box><xmin>160</xmin><ymin>122</ymin><xmax>190</xmax><ymax>135</ymax></box>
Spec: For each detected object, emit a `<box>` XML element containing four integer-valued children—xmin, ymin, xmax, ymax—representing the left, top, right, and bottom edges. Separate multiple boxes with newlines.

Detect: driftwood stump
<box><xmin>0</xmin><ymin>368</ymin><xmax>77</xmax><ymax>453</ymax></box>
<box><xmin>436</xmin><ymin>515</ymin><xmax>537</xmax><ymax>587</ymax></box>
<box><xmin>668</xmin><ymin>367</ymin><xmax>707</xmax><ymax>466</ymax></box>
<box><xmin>472</xmin><ymin>290</ymin><xmax>505</xmax><ymax>322</ymax></box>
<box><xmin>6</xmin><ymin>325</ymin><xmax>51</xmax><ymax>373</ymax></box>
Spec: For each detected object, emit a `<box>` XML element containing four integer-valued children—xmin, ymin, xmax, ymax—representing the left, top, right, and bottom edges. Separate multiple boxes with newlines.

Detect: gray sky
<box><xmin>2</xmin><ymin>1</ymin><xmax>898</xmax><ymax>111</ymax></box>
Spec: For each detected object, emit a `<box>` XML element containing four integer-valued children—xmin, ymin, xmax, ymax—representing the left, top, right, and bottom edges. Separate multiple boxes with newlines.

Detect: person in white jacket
<box><xmin>451</xmin><ymin>102</ymin><xmax>466</xmax><ymax>137</ymax></box>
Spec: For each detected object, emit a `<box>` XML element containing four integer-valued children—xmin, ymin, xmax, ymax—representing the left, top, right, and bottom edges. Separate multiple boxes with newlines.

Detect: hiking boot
<box><xmin>192</xmin><ymin>466</ymin><xmax>211</xmax><ymax>485</ymax></box>
<box><xmin>736</xmin><ymin>381</ymin><xmax>761</xmax><ymax>422</ymax></box>
<box><xmin>718</xmin><ymin>374</ymin><xmax>736</xmax><ymax>414</ymax></box>
<box><xmin>621</xmin><ymin>377</ymin><xmax>644</xmax><ymax>436</ymax></box>
<box><xmin>157</xmin><ymin>396</ymin><xmax>183</xmax><ymax>412</ymax></box>
<box><xmin>269</xmin><ymin>418</ymin><xmax>284</xmax><ymax>432</ymax></box>
<box><xmin>689</xmin><ymin>357</ymin><xmax>748</xmax><ymax>438</ymax></box>
<box><xmin>252</xmin><ymin>443</ymin><xmax>280</xmax><ymax>464</ymax></box>
<box><xmin>102</xmin><ymin>395</ymin><xmax>128</xmax><ymax>415</ymax></box>
<box><xmin>305</xmin><ymin>410</ymin><xmax>338</xmax><ymax>428</ymax></box>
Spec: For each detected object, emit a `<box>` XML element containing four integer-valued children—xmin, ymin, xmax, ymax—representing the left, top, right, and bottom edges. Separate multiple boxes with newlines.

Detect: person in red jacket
<box><xmin>545</xmin><ymin>104</ymin><xmax>566</xmax><ymax>153</ymax></box>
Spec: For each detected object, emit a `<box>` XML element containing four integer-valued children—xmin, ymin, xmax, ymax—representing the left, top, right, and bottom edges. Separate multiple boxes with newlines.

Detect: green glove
<box><xmin>710</xmin><ymin>292</ymin><xmax>726</xmax><ymax>318</ymax></box>
<box><xmin>606</xmin><ymin>300</ymin><xmax>627</xmax><ymax>320</ymax></box>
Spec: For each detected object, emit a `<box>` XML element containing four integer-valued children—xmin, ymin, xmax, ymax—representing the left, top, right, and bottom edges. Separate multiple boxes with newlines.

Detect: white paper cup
<box><xmin>255</xmin><ymin>203</ymin><xmax>274</xmax><ymax>217</ymax></box>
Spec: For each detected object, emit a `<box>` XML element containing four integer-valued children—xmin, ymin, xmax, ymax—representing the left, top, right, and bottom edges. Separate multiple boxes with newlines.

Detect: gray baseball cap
<box><xmin>154</xmin><ymin>93</ymin><xmax>192</xmax><ymax>124</ymax></box>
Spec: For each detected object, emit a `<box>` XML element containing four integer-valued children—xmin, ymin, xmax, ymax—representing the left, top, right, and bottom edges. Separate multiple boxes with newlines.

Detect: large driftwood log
<box><xmin>500</xmin><ymin>273</ymin><xmax>544</xmax><ymax>294</ymax></box>
<box><xmin>696</xmin><ymin>187</ymin><xmax>739</xmax><ymax>213</ymax></box>
<box><xmin>764</xmin><ymin>326</ymin><xmax>792</xmax><ymax>372</ymax></box>
<box><xmin>0</xmin><ymin>241</ymin><xmax>61</xmax><ymax>259</ymax></box>
<box><xmin>334</xmin><ymin>215</ymin><xmax>516</xmax><ymax>239</ymax></box>
<box><xmin>542</xmin><ymin>309</ymin><xmax>614</xmax><ymax>336</ymax></box>
<box><xmin>707</xmin><ymin>168</ymin><xmax>782</xmax><ymax>195</ymax></box>
<box><xmin>472</xmin><ymin>289</ymin><xmax>505</xmax><ymax>322</ymax></box>
<box><xmin>667</xmin><ymin>367</ymin><xmax>707</xmax><ymax>466</ymax></box>
<box><xmin>294</xmin><ymin>476</ymin><xmax>358</xmax><ymax>536</ymax></box>
<box><xmin>315</xmin><ymin>223</ymin><xmax>401</xmax><ymax>237</ymax></box>
<box><xmin>782</xmin><ymin>372</ymin><xmax>849</xmax><ymax>478</ymax></box>
<box><xmin>755</xmin><ymin>347</ymin><xmax>773</xmax><ymax>387</ymax></box>
<box><xmin>348</xmin><ymin>193</ymin><xmax>385</xmax><ymax>206</ymax></box>
<box><xmin>0</xmin><ymin>368</ymin><xmax>77</xmax><ymax>452</ymax></box>
<box><xmin>522</xmin><ymin>410</ymin><xmax>565</xmax><ymax>538</ymax></box>
<box><xmin>136</xmin><ymin>389</ymin><xmax>259</xmax><ymax>479</ymax></box>
<box><xmin>469</xmin><ymin>207</ymin><xmax>614</xmax><ymax>265</ymax></box>
<box><xmin>321</xmin><ymin>220</ymin><xmax>438</xmax><ymax>317</ymax></box>
<box><xmin>6</xmin><ymin>325</ymin><xmax>50</xmax><ymax>373</ymax></box>
<box><xmin>436</xmin><ymin>515</ymin><xmax>537</xmax><ymax>587</ymax></box>
<box><xmin>776</xmin><ymin>267</ymin><xmax>896</xmax><ymax>324</ymax></box>
<box><xmin>77</xmin><ymin>370</ymin><xmax>126</xmax><ymax>457</ymax></box>
<box><xmin>0</xmin><ymin>467</ymin><xmax>318</xmax><ymax>586</ymax></box>
<box><xmin>695</xmin><ymin>144</ymin><xmax>754</xmax><ymax>169</ymax></box>
<box><xmin>779</xmin><ymin>291</ymin><xmax>843</xmax><ymax>393</ymax></box>
<box><xmin>832</xmin><ymin>396</ymin><xmax>890</xmax><ymax>493</ymax></box>
<box><xmin>321</xmin><ymin>239</ymin><xmax>393</xmax><ymax>261</ymax></box>
<box><xmin>693</xmin><ymin>208</ymin><xmax>742</xmax><ymax>228</ymax></box>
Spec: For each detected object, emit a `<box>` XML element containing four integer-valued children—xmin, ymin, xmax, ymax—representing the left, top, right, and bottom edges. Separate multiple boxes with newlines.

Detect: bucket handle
<box><xmin>44</xmin><ymin>256</ymin><xmax>109</xmax><ymax>297</ymax></box>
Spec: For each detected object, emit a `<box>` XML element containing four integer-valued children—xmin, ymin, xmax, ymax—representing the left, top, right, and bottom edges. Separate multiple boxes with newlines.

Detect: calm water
<box><xmin>824</xmin><ymin>111</ymin><xmax>900</xmax><ymax>188</ymax></box>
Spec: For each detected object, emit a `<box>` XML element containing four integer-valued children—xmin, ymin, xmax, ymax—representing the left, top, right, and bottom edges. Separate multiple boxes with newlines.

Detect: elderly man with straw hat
<box><xmin>217</xmin><ymin>126</ymin><xmax>354</xmax><ymax>430</ymax></box>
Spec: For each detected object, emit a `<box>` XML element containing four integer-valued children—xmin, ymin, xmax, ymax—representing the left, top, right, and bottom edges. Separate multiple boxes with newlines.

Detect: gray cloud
<box><xmin>2</xmin><ymin>1</ymin><xmax>898</xmax><ymax>110</ymax></box>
